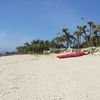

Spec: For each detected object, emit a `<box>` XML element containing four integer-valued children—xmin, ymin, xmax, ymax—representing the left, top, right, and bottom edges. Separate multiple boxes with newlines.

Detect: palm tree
<box><xmin>16</xmin><ymin>46</ymin><xmax>27</xmax><ymax>54</ymax></box>
<box><xmin>77</xmin><ymin>25</ymin><xmax>90</xmax><ymax>47</ymax></box>
<box><xmin>24</xmin><ymin>42</ymin><xmax>33</xmax><ymax>54</ymax></box>
<box><xmin>71</xmin><ymin>35</ymin><xmax>77</xmax><ymax>48</ymax></box>
<box><xmin>87</xmin><ymin>21</ymin><xmax>94</xmax><ymax>47</ymax></box>
<box><xmin>62</xmin><ymin>28</ymin><xmax>72</xmax><ymax>48</ymax></box>
<box><xmin>51</xmin><ymin>36</ymin><xmax>63</xmax><ymax>49</ymax></box>
<box><xmin>81</xmin><ymin>17</ymin><xmax>94</xmax><ymax>47</ymax></box>
<box><xmin>93</xmin><ymin>24</ymin><xmax>100</xmax><ymax>46</ymax></box>
<box><xmin>74</xmin><ymin>31</ymin><xmax>82</xmax><ymax>49</ymax></box>
<box><xmin>30</xmin><ymin>40</ymin><xmax>50</xmax><ymax>54</ymax></box>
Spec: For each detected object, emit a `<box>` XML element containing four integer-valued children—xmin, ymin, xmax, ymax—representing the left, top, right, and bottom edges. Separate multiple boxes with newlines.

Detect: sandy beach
<box><xmin>0</xmin><ymin>54</ymin><xmax>100</xmax><ymax>100</ymax></box>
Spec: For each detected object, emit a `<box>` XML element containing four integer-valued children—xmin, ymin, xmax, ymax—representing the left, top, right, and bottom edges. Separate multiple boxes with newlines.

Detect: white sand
<box><xmin>0</xmin><ymin>53</ymin><xmax>100</xmax><ymax>100</ymax></box>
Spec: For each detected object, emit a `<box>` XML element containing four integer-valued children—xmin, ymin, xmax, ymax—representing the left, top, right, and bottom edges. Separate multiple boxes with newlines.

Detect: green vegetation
<box><xmin>16</xmin><ymin>19</ymin><xmax>100</xmax><ymax>54</ymax></box>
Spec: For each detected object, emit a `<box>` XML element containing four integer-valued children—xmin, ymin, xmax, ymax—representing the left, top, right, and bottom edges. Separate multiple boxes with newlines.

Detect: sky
<box><xmin>0</xmin><ymin>0</ymin><xmax>100</xmax><ymax>52</ymax></box>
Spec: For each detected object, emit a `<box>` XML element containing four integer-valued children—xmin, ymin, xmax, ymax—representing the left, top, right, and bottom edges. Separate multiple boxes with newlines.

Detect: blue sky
<box><xmin>0</xmin><ymin>0</ymin><xmax>100</xmax><ymax>52</ymax></box>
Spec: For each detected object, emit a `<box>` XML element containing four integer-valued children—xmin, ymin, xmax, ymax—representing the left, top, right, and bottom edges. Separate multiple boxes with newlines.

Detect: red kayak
<box><xmin>57</xmin><ymin>52</ymin><xmax>87</xmax><ymax>59</ymax></box>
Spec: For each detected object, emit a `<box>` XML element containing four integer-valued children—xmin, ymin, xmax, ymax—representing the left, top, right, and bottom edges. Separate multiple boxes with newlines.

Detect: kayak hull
<box><xmin>57</xmin><ymin>52</ymin><xmax>87</xmax><ymax>59</ymax></box>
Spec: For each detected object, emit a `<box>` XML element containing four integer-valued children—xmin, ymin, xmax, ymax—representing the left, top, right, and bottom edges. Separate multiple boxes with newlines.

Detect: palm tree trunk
<box><xmin>83</xmin><ymin>30</ymin><xmax>90</xmax><ymax>46</ymax></box>
<box><xmin>95</xmin><ymin>33</ymin><xmax>99</xmax><ymax>47</ymax></box>
<box><xmin>66</xmin><ymin>40</ymin><xmax>69</xmax><ymax>48</ymax></box>
<box><xmin>90</xmin><ymin>26</ymin><xmax>93</xmax><ymax>54</ymax></box>
<box><xmin>90</xmin><ymin>26</ymin><xmax>92</xmax><ymax>46</ymax></box>
<box><xmin>77</xmin><ymin>36</ymin><xmax>80</xmax><ymax>49</ymax></box>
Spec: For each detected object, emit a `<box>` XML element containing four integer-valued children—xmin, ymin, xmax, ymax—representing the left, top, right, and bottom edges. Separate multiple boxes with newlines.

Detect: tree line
<box><xmin>16</xmin><ymin>20</ymin><xmax>100</xmax><ymax>54</ymax></box>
